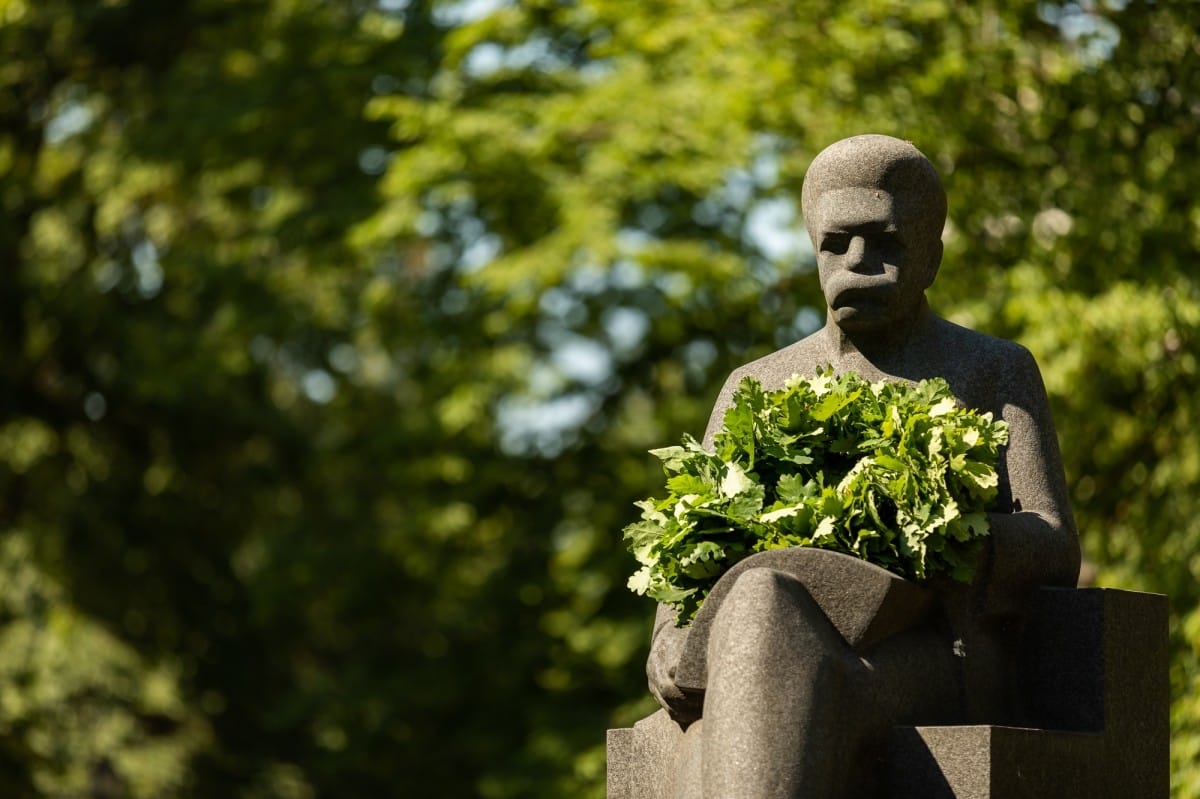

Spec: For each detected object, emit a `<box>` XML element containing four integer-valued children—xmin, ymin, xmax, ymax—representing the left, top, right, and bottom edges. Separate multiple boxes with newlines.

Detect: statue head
<box><xmin>801</xmin><ymin>135</ymin><xmax>946</xmax><ymax>335</ymax></box>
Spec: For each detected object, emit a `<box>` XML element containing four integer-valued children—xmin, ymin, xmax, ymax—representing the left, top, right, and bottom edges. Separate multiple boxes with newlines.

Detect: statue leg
<box><xmin>701</xmin><ymin>567</ymin><xmax>862</xmax><ymax>799</ymax></box>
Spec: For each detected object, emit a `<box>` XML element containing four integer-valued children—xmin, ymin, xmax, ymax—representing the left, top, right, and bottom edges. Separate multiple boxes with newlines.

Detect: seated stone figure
<box><xmin>644</xmin><ymin>135</ymin><xmax>1081</xmax><ymax>798</ymax></box>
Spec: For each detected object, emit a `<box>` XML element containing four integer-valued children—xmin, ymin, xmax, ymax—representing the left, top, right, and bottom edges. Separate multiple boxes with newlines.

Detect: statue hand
<box><xmin>977</xmin><ymin>510</ymin><xmax>1079</xmax><ymax>618</ymax></box>
<box><xmin>647</xmin><ymin>613</ymin><xmax>703</xmax><ymax>725</ymax></box>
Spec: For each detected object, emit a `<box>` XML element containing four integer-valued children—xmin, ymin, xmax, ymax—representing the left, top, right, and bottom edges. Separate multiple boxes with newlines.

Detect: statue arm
<box><xmin>977</xmin><ymin>346</ymin><xmax>1081</xmax><ymax>616</ymax></box>
<box><xmin>701</xmin><ymin>368</ymin><xmax>745</xmax><ymax>449</ymax></box>
<box><xmin>643</xmin><ymin>369</ymin><xmax>745</xmax><ymax>723</ymax></box>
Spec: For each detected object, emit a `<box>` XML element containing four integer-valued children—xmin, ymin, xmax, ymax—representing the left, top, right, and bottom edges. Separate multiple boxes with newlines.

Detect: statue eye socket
<box><xmin>877</xmin><ymin>232</ymin><xmax>904</xmax><ymax>255</ymax></box>
<box><xmin>821</xmin><ymin>233</ymin><xmax>850</xmax><ymax>255</ymax></box>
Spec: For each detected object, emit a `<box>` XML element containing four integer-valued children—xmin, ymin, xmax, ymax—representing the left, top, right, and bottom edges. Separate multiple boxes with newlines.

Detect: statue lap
<box><xmin>655</xmin><ymin>551</ymin><xmax>983</xmax><ymax>799</ymax></box>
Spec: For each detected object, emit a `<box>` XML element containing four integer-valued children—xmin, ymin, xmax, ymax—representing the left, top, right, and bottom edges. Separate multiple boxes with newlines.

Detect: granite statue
<box><xmin>639</xmin><ymin>134</ymin><xmax>1081</xmax><ymax>798</ymax></box>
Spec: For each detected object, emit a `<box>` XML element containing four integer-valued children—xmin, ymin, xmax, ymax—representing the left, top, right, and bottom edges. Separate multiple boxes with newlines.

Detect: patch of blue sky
<box><xmin>432</xmin><ymin>0</ymin><xmax>508</xmax><ymax>28</ymax></box>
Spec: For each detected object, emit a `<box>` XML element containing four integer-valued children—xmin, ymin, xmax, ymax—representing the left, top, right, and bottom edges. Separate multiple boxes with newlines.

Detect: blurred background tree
<box><xmin>1</xmin><ymin>0</ymin><xmax>1198</xmax><ymax>796</ymax></box>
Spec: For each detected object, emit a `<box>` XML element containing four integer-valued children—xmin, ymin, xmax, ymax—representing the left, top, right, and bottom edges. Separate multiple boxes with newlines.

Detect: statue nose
<box><xmin>849</xmin><ymin>235</ymin><xmax>888</xmax><ymax>275</ymax></box>
<box><xmin>845</xmin><ymin>236</ymin><xmax>876</xmax><ymax>273</ymax></box>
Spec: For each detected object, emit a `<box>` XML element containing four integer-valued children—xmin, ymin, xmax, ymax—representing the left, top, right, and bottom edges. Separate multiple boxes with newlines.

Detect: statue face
<box><xmin>811</xmin><ymin>187</ymin><xmax>940</xmax><ymax>335</ymax></box>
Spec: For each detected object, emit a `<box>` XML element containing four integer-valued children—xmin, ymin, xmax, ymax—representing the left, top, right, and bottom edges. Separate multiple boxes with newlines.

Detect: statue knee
<box><xmin>710</xmin><ymin>567</ymin><xmax>848</xmax><ymax>664</ymax></box>
<box><xmin>719</xmin><ymin>566</ymin><xmax>818</xmax><ymax>625</ymax></box>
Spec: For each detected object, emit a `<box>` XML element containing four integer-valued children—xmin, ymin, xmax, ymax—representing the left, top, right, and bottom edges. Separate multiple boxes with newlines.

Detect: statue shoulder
<box><xmin>934</xmin><ymin>316</ymin><xmax>1026</xmax><ymax>356</ymax></box>
<box><xmin>928</xmin><ymin>316</ymin><xmax>1047</xmax><ymax>411</ymax></box>
<box><xmin>733</xmin><ymin>334</ymin><xmax>829</xmax><ymax>389</ymax></box>
<box><xmin>702</xmin><ymin>334</ymin><xmax>828</xmax><ymax>446</ymax></box>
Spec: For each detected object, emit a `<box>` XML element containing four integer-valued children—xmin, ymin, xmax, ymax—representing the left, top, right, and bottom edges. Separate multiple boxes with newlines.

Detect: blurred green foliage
<box><xmin>1</xmin><ymin>0</ymin><xmax>1198</xmax><ymax>795</ymax></box>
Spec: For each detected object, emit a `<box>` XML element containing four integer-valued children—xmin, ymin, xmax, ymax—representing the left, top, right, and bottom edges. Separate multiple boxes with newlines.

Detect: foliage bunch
<box><xmin>625</xmin><ymin>370</ymin><xmax>1008</xmax><ymax>624</ymax></box>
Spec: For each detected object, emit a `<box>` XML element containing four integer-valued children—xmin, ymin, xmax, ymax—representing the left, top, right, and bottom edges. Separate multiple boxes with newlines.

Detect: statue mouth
<box><xmin>828</xmin><ymin>282</ymin><xmax>897</xmax><ymax>311</ymax></box>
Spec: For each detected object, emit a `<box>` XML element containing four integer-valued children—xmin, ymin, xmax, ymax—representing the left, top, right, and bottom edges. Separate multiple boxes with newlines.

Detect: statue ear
<box><xmin>923</xmin><ymin>239</ymin><xmax>943</xmax><ymax>289</ymax></box>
